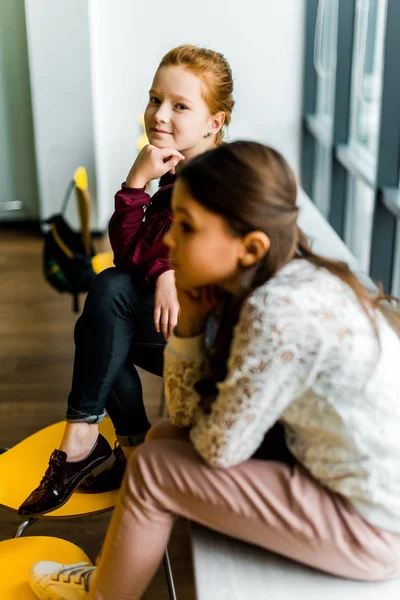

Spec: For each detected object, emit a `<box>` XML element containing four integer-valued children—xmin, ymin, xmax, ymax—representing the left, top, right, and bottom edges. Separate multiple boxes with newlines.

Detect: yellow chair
<box><xmin>137</xmin><ymin>114</ymin><xmax>149</xmax><ymax>152</ymax></box>
<box><xmin>0</xmin><ymin>416</ymin><xmax>177</xmax><ymax>598</ymax></box>
<box><xmin>0</xmin><ymin>536</ymin><xmax>92</xmax><ymax>599</ymax></box>
<box><xmin>0</xmin><ymin>417</ymin><xmax>118</xmax><ymax>537</ymax></box>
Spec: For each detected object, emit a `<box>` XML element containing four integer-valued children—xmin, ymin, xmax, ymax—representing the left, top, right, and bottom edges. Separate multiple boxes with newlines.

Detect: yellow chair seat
<box><xmin>0</xmin><ymin>418</ymin><xmax>118</xmax><ymax>518</ymax></box>
<box><xmin>0</xmin><ymin>536</ymin><xmax>91</xmax><ymax>598</ymax></box>
<box><xmin>91</xmin><ymin>251</ymin><xmax>114</xmax><ymax>274</ymax></box>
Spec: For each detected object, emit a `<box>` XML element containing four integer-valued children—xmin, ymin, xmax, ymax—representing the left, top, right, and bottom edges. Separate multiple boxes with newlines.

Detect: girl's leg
<box><xmin>19</xmin><ymin>268</ymin><xmax>165</xmax><ymax>514</ymax></box>
<box><xmin>91</xmin><ymin>424</ymin><xmax>400</xmax><ymax>599</ymax></box>
<box><xmin>65</xmin><ymin>267</ymin><xmax>164</xmax><ymax>458</ymax></box>
<box><xmin>104</xmin><ymin>314</ymin><xmax>166</xmax><ymax>457</ymax></box>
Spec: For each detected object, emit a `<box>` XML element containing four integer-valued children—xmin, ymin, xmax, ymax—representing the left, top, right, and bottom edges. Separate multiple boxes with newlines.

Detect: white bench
<box><xmin>191</xmin><ymin>524</ymin><xmax>400</xmax><ymax>599</ymax></box>
<box><xmin>187</xmin><ymin>190</ymin><xmax>400</xmax><ymax>600</ymax></box>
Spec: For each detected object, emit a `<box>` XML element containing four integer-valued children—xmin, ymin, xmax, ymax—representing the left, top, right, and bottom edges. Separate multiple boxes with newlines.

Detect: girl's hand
<box><xmin>126</xmin><ymin>145</ymin><xmax>185</xmax><ymax>188</ymax></box>
<box><xmin>175</xmin><ymin>286</ymin><xmax>222</xmax><ymax>338</ymax></box>
<box><xmin>154</xmin><ymin>270</ymin><xmax>180</xmax><ymax>340</ymax></box>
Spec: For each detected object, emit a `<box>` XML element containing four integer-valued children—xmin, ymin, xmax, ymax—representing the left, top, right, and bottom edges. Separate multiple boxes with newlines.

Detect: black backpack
<box><xmin>42</xmin><ymin>168</ymin><xmax>113</xmax><ymax>312</ymax></box>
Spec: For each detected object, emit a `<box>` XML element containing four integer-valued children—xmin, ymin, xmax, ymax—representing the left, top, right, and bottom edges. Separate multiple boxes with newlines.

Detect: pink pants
<box><xmin>90</xmin><ymin>420</ymin><xmax>400</xmax><ymax>600</ymax></box>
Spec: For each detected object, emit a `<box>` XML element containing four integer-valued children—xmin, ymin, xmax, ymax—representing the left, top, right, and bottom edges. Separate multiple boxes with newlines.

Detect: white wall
<box><xmin>22</xmin><ymin>1</ymin><xmax>305</xmax><ymax>230</ymax></box>
<box><xmin>89</xmin><ymin>0</ymin><xmax>305</xmax><ymax>230</ymax></box>
<box><xmin>24</xmin><ymin>0</ymin><xmax>97</xmax><ymax>228</ymax></box>
<box><xmin>0</xmin><ymin>0</ymin><xmax>39</xmax><ymax>220</ymax></box>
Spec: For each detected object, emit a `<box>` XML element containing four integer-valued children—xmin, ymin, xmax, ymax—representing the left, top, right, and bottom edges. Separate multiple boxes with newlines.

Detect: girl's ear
<box><xmin>238</xmin><ymin>232</ymin><xmax>270</xmax><ymax>268</ymax></box>
<box><xmin>208</xmin><ymin>112</ymin><xmax>226</xmax><ymax>136</ymax></box>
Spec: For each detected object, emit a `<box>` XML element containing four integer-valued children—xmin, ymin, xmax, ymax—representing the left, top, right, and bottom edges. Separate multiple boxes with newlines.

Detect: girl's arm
<box><xmin>109</xmin><ymin>185</ymin><xmax>174</xmax><ymax>286</ymax></box>
<box><xmin>164</xmin><ymin>332</ymin><xmax>209</xmax><ymax>428</ymax></box>
<box><xmin>109</xmin><ymin>145</ymin><xmax>184</xmax><ymax>285</ymax></box>
<box><xmin>164</xmin><ymin>286</ymin><xmax>221</xmax><ymax>423</ymax></box>
<box><xmin>108</xmin><ymin>184</ymin><xmax>151</xmax><ymax>270</ymax></box>
<box><xmin>190</xmin><ymin>293</ymin><xmax>323</xmax><ymax>468</ymax></box>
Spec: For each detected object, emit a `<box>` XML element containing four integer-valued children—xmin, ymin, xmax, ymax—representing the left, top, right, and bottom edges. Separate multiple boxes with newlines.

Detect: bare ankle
<box><xmin>60</xmin><ymin>422</ymin><xmax>99</xmax><ymax>461</ymax></box>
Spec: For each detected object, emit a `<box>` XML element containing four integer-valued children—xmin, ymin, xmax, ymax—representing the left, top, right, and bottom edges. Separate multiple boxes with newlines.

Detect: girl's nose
<box><xmin>155</xmin><ymin>103</ymin><xmax>170</xmax><ymax>123</ymax></box>
<box><xmin>164</xmin><ymin>228</ymin><xmax>174</xmax><ymax>249</ymax></box>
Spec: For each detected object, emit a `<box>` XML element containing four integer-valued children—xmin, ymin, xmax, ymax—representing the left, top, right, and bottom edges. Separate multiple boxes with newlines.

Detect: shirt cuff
<box><xmin>121</xmin><ymin>182</ymin><xmax>146</xmax><ymax>192</ymax></box>
<box><xmin>167</xmin><ymin>332</ymin><xmax>207</xmax><ymax>361</ymax></box>
<box><xmin>145</xmin><ymin>263</ymin><xmax>173</xmax><ymax>287</ymax></box>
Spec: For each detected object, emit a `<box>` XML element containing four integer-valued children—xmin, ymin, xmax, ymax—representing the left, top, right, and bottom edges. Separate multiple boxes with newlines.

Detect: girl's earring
<box><xmin>206</xmin><ymin>132</ymin><xmax>213</xmax><ymax>137</ymax></box>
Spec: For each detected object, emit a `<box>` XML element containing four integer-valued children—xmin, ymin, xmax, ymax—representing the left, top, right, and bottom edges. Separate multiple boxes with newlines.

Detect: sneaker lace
<box><xmin>52</xmin><ymin>562</ymin><xmax>96</xmax><ymax>590</ymax></box>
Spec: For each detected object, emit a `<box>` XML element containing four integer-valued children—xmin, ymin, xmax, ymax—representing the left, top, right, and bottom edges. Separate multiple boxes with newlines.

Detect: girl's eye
<box><xmin>175</xmin><ymin>103</ymin><xmax>188</xmax><ymax>110</ymax></box>
<box><xmin>179</xmin><ymin>221</ymin><xmax>193</xmax><ymax>233</ymax></box>
<box><xmin>149</xmin><ymin>96</ymin><xmax>160</xmax><ymax>104</ymax></box>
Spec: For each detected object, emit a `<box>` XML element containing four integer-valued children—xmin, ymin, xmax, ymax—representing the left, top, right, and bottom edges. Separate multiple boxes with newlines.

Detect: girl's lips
<box><xmin>151</xmin><ymin>128</ymin><xmax>171</xmax><ymax>135</ymax></box>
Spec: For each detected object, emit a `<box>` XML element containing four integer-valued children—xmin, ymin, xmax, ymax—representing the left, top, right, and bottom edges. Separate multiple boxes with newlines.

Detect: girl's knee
<box><xmin>89</xmin><ymin>268</ymin><xmax>131</xmax><ymax>299</ymax></box>
<box><xmin>145</xmin><ymin>419</ymin><xmax>189</xmax><ymax>443</ymax></box>
<box><xmin>84</xmin><ymin>268</ymin><xmax>135</xmax><ymax>316</ymax></box>
<box><xmin>127</xmin><ymin>436</ymin><xmax>192</xmax><ymax>487</ymax></box>
<box><xmin>125</xmin><ymin>438</ymin><xmax>170</xmax><ymax>492</ymax></box>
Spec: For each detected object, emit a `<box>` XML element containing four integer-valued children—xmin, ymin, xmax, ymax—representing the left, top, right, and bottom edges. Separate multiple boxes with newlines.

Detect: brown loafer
<box><xmin>18</xmin><ymin>433</ymin><xmax>113</xmax><ymax>517</ymax></box>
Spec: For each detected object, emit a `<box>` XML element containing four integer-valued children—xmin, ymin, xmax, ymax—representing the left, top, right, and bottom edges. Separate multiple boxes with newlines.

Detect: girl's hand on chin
<box><xmin>175</xmin><ymin>286</ymin><xmax>223</xmax><ymax>338</ymax></box>
<box><xmin>126</xmin><ymin>145</ymin><xmax>185</xmax><ymax>188</ymax></box>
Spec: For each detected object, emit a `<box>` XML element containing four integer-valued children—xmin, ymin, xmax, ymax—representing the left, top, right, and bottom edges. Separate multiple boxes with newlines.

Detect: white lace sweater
<box><xmin>164</xmin><ymin>260</ymin><xmax>400</xmax><ymax>532</ymax></box>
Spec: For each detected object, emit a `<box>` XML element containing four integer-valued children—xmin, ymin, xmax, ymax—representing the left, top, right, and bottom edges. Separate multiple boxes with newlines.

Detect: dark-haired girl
<box><xmin>30</xmin><ymin>141</ymin><xmax>400</xmax><ymax>599</ymax></box>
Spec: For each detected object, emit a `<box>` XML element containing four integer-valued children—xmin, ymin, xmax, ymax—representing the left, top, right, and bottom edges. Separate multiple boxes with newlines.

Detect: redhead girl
<box><xmin>19</xmin><ymin>45</ymin><xmax>235</xmax><ymax>516</ymax></box>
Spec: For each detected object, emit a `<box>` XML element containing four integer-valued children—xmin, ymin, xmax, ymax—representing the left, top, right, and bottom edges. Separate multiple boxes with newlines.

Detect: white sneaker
<box><xmin>29</xmin><ymin>561</ymin><xmax>96</xmax><ymax>599</ymax></box>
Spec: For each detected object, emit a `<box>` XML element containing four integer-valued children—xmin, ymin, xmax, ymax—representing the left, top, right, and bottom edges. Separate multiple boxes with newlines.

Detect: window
<box><xmin>348</xmin><ymin>0</ymin><xmax>387</xmax><ymax>171</ymax></box>
<box><xmin>392</xmin><ymin>221</ymin><xmax>400</xmax><ymax>297</ymax></box>
<box><xmin>312</xmin><ymin>142</ymin><xmax>332</xmax><ymax>219</ymax></box>
<box><xmin>344</xmin><ymin>176</ymin><xmax>375</xmax><ymax>273</ymax></box>
<box><xmin>301</xmin><ymin>0</ymin><xmax>400</xmax><ymax>292</ymax></box>
<box><xmin>314</xmin><ymin>0</ymin><xmax>339</xmax><ymax>131</ymax></box>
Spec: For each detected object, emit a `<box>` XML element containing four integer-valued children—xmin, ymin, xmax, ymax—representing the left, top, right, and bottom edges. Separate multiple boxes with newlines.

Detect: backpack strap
<box><xmin>72</xmin><ymin>293</ymin><xmax>80</xmax><ymax>313</ymax></box>
<box><xmin>73</xmin><ymin>167</ymin><xmax>91</xmax><ymax>257</ymax></box>
<box><xmin>50</xmin><ymin>223</ymin><xmax>74</xmax><ymax>259</ymax></box>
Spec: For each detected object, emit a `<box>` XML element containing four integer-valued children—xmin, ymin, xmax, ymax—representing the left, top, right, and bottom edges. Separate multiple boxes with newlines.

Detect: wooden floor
<box><xmin>0</xmin><ymin>228</ymin><xmax>195</xmax><ymax>599</ymax></box>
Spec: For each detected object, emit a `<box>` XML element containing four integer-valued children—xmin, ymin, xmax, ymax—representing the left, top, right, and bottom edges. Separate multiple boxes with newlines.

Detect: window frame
<box><xmin>301</xmin><ymin>0</ymin><xmax>400</xmax><ymax>292</ymax></box>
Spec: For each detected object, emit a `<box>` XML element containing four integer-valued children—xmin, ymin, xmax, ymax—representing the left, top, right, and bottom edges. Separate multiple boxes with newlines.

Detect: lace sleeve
<box><xmin>190</xmin><ymin>291</ymin><xmax>323</xmax><ymax>468</ymax></box>
<box><xmin>164</xmin><ymin>334</ymin><xmax>208</xmax><ymax>428</ymax></box>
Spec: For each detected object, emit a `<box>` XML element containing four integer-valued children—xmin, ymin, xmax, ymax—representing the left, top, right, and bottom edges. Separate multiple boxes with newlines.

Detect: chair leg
<box><xmin>2</xmin><ymin>445</ymin><xmax>38</xmax><ymax>539</ymax></box>
<box><xmin>14</xmin><ymin>517</ymin><xmax>39</xmax><ymax>538</ymax></box>
<box><xmin>163</xmin><ymin>548</ymin><xmax>177</xmax><ymax>600</ymax></box>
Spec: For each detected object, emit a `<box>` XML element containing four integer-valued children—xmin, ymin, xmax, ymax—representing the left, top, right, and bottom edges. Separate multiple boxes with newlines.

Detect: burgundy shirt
<box><xmin>108</xmin><ymin>173</ymin><xmax>176</xmax><ymax>288</ymax></box>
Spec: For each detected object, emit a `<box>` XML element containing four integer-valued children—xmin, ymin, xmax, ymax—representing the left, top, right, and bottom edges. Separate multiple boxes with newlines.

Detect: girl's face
<box><xmin>144</xmin><ymin>66</ymin><xmax>223</xmax><ymax>160</ymax></box>
<box><xmin>165</xmin><ymin>179</ymin><xmax>245</xmax><ymax>292</ymax></box>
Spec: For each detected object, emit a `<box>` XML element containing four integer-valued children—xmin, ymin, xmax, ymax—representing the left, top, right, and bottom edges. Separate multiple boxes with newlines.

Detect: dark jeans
<box><xmin>66</xmin><ymin>268</ymin><xmax>166</xmax><ymax>445</ymax></box>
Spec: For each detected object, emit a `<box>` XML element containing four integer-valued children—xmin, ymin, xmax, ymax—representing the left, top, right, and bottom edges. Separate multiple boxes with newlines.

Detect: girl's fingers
<box><xmin>196</xmin><ymin>286</ymin><xmax>216</xmax><ymax>305</ymax></box>
<box><xmin>153</xmin><ymin>305</ymin><xmax>161</xmax><ymax>333</ymax></box>
<box><xmin>161</xmin><ymin>308</ymin><xmax>170</xmax><ymax>340</ymax></box>
<box><xmin>158</xmin><ymin>147</ymin><xmax>185</xmax><ymax>161</ymax></box>
<box><xmin>163</xmin><ymin>156</ymin><xmax>182</xmax><ymax>173</ymax></box>
<box><xmin>169</xmin><ymin>305</ymin><xmax>179</xmax><ymax>338</ymax></box>
<box><xmin>187</xmin><ymin>288</ymin><xmax>201</xmax><ymax>300</ymax></box>
<box><xmin>168</xmin><ymin>319</ymin><xmax>174</xmax><ymax>339</ymax></box>
<box><xmin>205</xmin><ymin>287</ymin><xmax>213</xmax><ymax>304</ymax></box>
<box><xmin>209</xmin><ymin>286</ymin><xmax>220</xmax><ymax>305</ymax></box>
